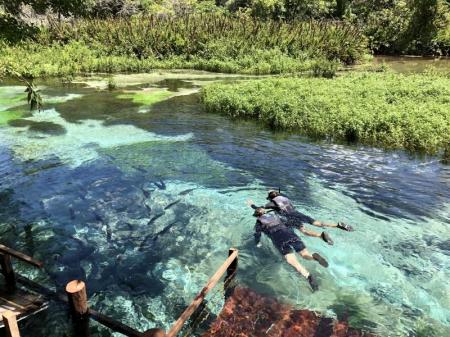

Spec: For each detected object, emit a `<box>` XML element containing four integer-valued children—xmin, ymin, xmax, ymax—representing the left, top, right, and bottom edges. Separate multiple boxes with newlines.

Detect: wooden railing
<box><xmin>0</xmin><ymin>244</ymin><xmax>44</xmax><ymax>337</ymax></box>
<box><xmin>165</xmin><ymin>248</ymin><xmax>239</xmax><ymax>337</ymax></box>
<box><xmin>0</xmin><ymin>244</ymin><xmax>43</xmax><ymax>291</ymax></box>
<box><xmin>0</xmin><ymin>245</ymin><xmax>239</xmax><ymax>337</ymax></box>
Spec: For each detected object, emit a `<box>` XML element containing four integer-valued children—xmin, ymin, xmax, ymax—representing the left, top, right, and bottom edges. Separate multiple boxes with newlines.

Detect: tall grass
<box><xmin>201</xmin><ymin>71</ymin><xmax>450</xmax><ymax>158</ymax></box>
<box><xmin>0</xmin><ymin>14</ymin><xmax>367</xmax><ymax>77</ymax></box>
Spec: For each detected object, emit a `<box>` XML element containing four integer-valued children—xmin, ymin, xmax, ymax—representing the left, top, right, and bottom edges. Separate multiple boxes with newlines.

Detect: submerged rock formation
<box><xmin>203</xmin><ymin>287</ymin><xmax>376</xmax><ymax>337</ymax></box>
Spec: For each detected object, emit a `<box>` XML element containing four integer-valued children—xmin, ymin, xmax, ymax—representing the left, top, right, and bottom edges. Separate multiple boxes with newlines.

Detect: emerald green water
<box><xmin>0</xmin><ymin>72</ymin><xmax>449</xmax><ymax>336</ymax></box>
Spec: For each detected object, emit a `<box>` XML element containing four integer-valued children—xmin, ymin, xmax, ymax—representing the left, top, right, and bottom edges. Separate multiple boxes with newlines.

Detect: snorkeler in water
<box><xmin>248</xmin><ymin>191</ymin><xmax>354</xmax><ymax>245</ymax></box>
<box><xmin>253</xmin><ymin>207</ymin><xmax>328</xmax><ymax>292</ymax></box>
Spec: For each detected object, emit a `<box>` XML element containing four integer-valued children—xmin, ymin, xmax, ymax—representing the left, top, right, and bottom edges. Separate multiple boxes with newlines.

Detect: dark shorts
<box><xmin>270</xmin><ymin>229</ymin><xmax>306</xmax><ymax>256</ymax></box>
<box><xmin>282</xmin><ymin>211</ymin><xmax>314</xmax><ymax>228</ymax></box>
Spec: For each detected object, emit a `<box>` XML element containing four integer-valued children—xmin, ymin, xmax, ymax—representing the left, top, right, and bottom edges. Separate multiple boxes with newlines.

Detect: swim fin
<box><xmin>337</xmin><ymin>222</ymin><xmax>354</xmax><ymax>231</ymax></box>
<box><xmin>312</xmin><ymin>253</ymin><xmax>329</xmax><ymax>268</ymax></box>
<box><xmin>321</xmin><ymin>232</ymin><xmax>334</xmax><ymax>245</ymax></box>
<box><xmin>307</xmin><ymin>275</ymin><xmax>319</xmax><ymax>292</ymax></box>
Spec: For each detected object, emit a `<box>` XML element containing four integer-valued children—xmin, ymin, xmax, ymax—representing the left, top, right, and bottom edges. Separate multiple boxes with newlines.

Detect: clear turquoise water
<box><xmin>0</xmin><ymin>72</ymin><xmax>449</xmax><ymax>337</ymax></box>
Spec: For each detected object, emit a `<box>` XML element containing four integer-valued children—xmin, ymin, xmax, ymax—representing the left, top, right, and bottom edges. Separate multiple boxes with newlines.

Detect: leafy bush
<box><xmin>0</xmin><ymin>14</ymin><xmax>367</xmax><ymax>77</ymax></box>
<box><xmin>202</xmin><ymin>72</ymin><xmax>450</xmax><ymax>158</ymax></box>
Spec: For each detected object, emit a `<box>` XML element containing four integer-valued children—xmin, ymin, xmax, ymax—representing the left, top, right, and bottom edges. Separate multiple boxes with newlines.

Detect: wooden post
<box><xmin>224</xmin><ymin>248</ymin><xmax>238</xmax><ymax>299</ymax></box>
<box><xmin>226</xmin><ymin>248</ymin><xmax>238</xmax><ymax>277</ymax></box>
<box><xmin>66</xmin><ymin>280</ymin><xmax>89</xmax><ymax>318</ymax></box>
<box><xmin>0</xmin><ymin>253</ymin><xmax>16</xmax><ymax>290</ymax></box>
<box><xmin>2</xmin><ymin>310</ymin><xmax>21</xmax><ymax>337</ymax></box>
<box><xmin>66</xmin><ymin>280</ymin><xmax>90</xmax><ymax>336</ymax></box>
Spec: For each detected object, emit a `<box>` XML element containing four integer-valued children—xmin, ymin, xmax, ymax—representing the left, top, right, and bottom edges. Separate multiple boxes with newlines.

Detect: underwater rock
<box><xmin>203</xmin><ymin>287</ymin><xmax>377</xmax><ymax>337</ymax></box>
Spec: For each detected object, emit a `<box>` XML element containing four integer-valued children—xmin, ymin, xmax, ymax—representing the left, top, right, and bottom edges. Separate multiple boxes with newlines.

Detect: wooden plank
<box><xmin>0</xmin><ymin>245</ymin><xmax>43</xmax><ymax>268</ymax></box>
<box><xmin>2</xmin><ymin>310</ymin><xmax>21</xmax><ymax>337</ymax></box>
<box><xmin>165</xmin><ymin>249</ymin><xmax>239</xmax><ymax>337</ymax></box>
<box><xmin>0</xmin><ymin>287</ymin><xmax>47</xmax><ymax>327</ymax></box>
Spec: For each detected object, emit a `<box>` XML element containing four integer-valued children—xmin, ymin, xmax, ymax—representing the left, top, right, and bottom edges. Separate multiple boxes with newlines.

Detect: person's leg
<box><xmin>284</xmin><ymin>253</ymin><xmax>310</xmax><ymax>278</ymax></box>
<box><xmin>299</xmin><ymin>248</ymin><xmax>329</xmax><ymax>268</ymax></box>
<box><xmin>298</xmin><ymin>248</ymin><xmax>314</xmax><ymax>260</ymax></box>
<box><xmin>285</xmin><ymin>252</ymin><xmax>319</xmax><ymax>292</ymax></box>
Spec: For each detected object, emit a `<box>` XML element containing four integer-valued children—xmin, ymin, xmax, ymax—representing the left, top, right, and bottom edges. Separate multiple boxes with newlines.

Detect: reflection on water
<box><xmin>0</xmin><ymin>72</ymin><xmax>449</xmax><ymax>337</ymax></box>
<box><xmin>373</xmin><ymin>55</ymin><xmax>450</xmax><ymax>73</ymax></box>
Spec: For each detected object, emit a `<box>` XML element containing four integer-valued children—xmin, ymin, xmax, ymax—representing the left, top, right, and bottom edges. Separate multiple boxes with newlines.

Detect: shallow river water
<box><xmin>0</xmin><ymin>72</ymin><xmax>449</xmax><ymax>337</ymax></box>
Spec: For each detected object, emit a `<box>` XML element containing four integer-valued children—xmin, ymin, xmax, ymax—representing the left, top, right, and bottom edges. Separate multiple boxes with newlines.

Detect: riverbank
<box><xmin>201</xmin><ymin>71</ymin><xmax>450</xmax><ymax>159</ymax></box>
<box><xmin>0</xmin><ymin>15</ymin><xmax>366</xmax><ymax>78</ymax></box>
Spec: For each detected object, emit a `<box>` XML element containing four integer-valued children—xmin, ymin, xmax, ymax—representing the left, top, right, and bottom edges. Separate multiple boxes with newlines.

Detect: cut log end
<box><xmin>143</xmin><ymin>328</ymin><xmax>166</xmax><ymax>337</ymax></box>
<box><xmin>66</xmin><ymin>280</ymin><xmax>85</xmax><ymax>294</ymax></box>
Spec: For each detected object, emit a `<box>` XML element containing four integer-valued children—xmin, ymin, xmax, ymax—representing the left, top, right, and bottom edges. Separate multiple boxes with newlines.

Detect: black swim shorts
<box><xmin>283</xmin><ymin>211</ymin><xmax>315</xmax><ymax>228</ymax></box>
<box><xmin>270</xmin><ymin>228</ymin><xmax>306</xmax><ymax>256</ymax></box>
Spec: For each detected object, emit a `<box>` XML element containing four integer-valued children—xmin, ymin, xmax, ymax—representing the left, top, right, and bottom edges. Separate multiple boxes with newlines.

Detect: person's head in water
<box><xmin>253</xmin><ymin>207</ymin><xmax>266</xmax><ymax>217</ymax></box>
<box><xmin>267</xmin><ymin>190</ymin><xmax>280</xmax><ymax>200</ymax></box>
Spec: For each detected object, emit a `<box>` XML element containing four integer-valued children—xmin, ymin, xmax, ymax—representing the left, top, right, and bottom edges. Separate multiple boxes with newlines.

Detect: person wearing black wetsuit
<box><xmin>253</xmin><ymin>207</ymin><xmax>328</xmax><ymax>292</ymax></box>
<box><xmin>251</xmin><ymin>191</ymin><xmax>354</xmax><ymax>245</ymax></box>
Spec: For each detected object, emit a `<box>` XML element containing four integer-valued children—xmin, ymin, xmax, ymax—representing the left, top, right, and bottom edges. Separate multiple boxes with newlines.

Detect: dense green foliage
<box><xmin>0</xmin><ymin>15</ymin><xmax>366</xmax><ymax>77</ymax></box>
<box><xmin>201</xmin><ymin>72</ymin><xmax>450</xmax><ymax>158</ymax></box>
<box><xmin>2</xmin><ymin>0</ymin><xmax>449</xmax><ymax>57</ymax></box>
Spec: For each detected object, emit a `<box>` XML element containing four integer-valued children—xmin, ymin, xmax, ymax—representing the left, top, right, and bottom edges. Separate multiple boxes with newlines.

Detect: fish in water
<box><xmin>218</xmin><ymin>187</ymin><xmax>261</xmax><ymax>194</ymax></box>
<box><xmin>132</xmin><ymin>165</ymin><xmax>148</xmax><ymax>174</ymax></box>
<box><xmin>179</xmin><ymin>188</ymin><xmax>196</xmax><ymax>196</ymax></box>
<box><xmin>147</xmin><ymin>212</ymin><xmax>165</xmax><ymax>226</ymax></box>
<box><xmin>139</xmin><ymin>221</ymin><xmax>178</xmax><ymax>251</ymax></box>
<box><xmin>69</xmin><ymin>207</ymin><xmax>76</xmax><ymax>220</ymax></box>
<box><xmin>154</xmin><ymin>179</ymin><xmax>166</xmax><ymax>190</ymax></box>
<box><xmin>164</xmin><ymin>199</ymin><xmax>181</xmax><ymax>210</ymax></box>
<box><xmin>142</xmin><ymin>188</ymin><xmax>151</xmax><ymax>198</ymax></box>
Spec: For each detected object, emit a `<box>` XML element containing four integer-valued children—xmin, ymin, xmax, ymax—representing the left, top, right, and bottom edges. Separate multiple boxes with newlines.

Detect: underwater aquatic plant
<box><xmin>24</xmin><ymin>81</ymin><xmax>43</xmax><ymax>111</ymax></box>
<box><xmin>0</xmin><ymin>66</ymin><xmax>43</xmax><ymax>111</ymax></box>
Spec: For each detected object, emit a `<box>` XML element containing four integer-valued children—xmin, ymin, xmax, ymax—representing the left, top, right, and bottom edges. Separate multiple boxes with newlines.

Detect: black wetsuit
<box><xmin>254</xmin><ymin>213</ymin><xmax>305</xmax><ymax>255</ymax></box>
<box><xmin>264</xmin><ymin>196</ymin><xmax>315</xmax><ymax>229</ymax></box>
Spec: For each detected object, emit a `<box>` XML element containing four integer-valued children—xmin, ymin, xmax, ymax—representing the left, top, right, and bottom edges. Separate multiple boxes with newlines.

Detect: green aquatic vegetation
<box><xmin>0</xmin><ymin>110</ymin><xmax>22</xmax><ymax>125</ymax></box>
<box><xmin>0</xmin><ymin>86</ymin><xmax>26</xmax><ymax>111</ymax></box>
<box><xmin>117</xmin><ymin>90</ymin><xmax>172</xmax><ymax>106</ymax></box>
<box><xmin>107</xmin><ymin>77</ymin><xmax>117</xmax><ymax>91</ymax></box>
<box><xmin>202</xmin><ymin>72</ymin><xmax>450</xmax><ymax>158</ymax></box>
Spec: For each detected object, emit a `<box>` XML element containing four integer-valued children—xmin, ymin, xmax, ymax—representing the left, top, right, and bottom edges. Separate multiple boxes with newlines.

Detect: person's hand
<box><xmin>256</xmin><ymin>242</ymin><xmax>262</xmax><ymax>248</ymax></box>
<box><xmin>246</xmin><ymin>199</ymin><xmax>254</xmax><ymax>207</ymax></box>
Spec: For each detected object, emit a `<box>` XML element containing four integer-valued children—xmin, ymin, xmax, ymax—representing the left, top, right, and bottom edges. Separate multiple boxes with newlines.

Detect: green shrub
<box><xmin>0</xmin><ymin>14</ymin><xmax>367</xmax><ymax>77</ymax></box>
<box><xmin>201</xmin><ymin>72</ymin><xmax>450</xmax><ymax>157</ymax></box>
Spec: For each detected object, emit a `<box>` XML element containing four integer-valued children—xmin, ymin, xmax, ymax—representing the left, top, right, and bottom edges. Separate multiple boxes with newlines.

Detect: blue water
<box><xmin>0</xmin><ymin>72</ymin><xmax>449</xmax><ymax>337</ymax></box>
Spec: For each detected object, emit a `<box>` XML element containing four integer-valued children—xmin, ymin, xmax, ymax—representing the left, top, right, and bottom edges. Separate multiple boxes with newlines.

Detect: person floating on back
<box><xmin>253</xmin><ymin>207</ymin><xmax>328</xmax><ymax>292</ymax></box>
<box><xmin>249</xmin><ymin>190</ymin><xmax>353</xmax><ymax>246</ymax></box>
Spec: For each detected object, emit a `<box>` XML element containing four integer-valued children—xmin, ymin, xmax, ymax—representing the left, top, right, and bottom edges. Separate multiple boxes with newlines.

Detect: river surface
<box><xmin>373</xmin><ymin>55</ymin><xmax>450</xmax><ymax>73</ymax></box>
<box><xmin>0</xmin><ymin>71</ymin><xmax>449</xmax><ymax>337</ymax></box>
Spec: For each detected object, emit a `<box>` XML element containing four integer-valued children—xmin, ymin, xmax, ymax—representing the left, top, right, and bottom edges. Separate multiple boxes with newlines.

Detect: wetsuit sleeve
<box><xmin>264</xmin><ymin>201</ymin><xmax>278</xmax><ymax>210</ymax></box>
<box><xmin>250</xmin><ymin>204</ymin><xmax>258</xmax><ymax>210</ymax></box>
<box><xmin>254</xmin><ymin>221</ymin><xmax>262</xmax><ymax>245</ymax></box>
